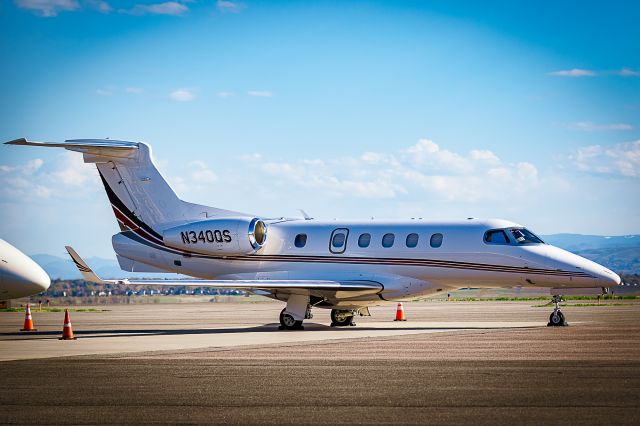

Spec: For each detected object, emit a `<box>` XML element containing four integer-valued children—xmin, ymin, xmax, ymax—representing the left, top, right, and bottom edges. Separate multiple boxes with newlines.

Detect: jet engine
<box><xmin>163</xmin><ymin>217</ymin><xmax>267</xmax><ymax>256</ymax></box>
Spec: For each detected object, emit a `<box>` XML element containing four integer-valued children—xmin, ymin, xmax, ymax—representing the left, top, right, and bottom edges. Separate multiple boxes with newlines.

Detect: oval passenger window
<box><xmin>430</xmin><ymin>233</ymin><xmax>443</xmax><ymax>248</ymax></box>
<box><xmin>294</xmin><ymin>234</ymin><xmax>307</xmax><ymax>248</ymax></box>
<box><xmin>358</xmin><ymin>233</ymin><xmax>371</xmax><ymax>248</ymax></box>
<box><xmin>406</xmin><ymin>233</ymin><xmax>419</xmax><ymax>248</ymax></box>
<box><xmin>382</xmin><ymin>233</ymin><xmax>395</xmax><ymax>248</ymax></box>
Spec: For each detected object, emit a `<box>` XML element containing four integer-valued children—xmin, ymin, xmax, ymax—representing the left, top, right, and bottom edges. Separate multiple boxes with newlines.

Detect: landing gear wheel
<box><xmin>279</xmin><ymin>308</ymin><xmax>303</xmax><ymax>330</ymax></box>
<box><xmin>547</xmin><ymin>295</ymin><xmax>568</xmax><ymax>327</ymax></box>
<box><xmin>330</xmin><ymin>309</ymin><xmax>355</xmax><ymax>327</ymax></box>
<box><xmin>548</xmin><ymin>310</ymin><xmax>566</xmax><ymax>327</ymax></box>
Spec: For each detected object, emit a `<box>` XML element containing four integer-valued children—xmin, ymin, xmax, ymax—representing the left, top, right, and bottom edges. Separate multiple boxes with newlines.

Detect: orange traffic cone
<box><xmin>394</xmin><ymin>302</ymin><xmax>407</xmax><ymax>321</ymax></box>
<box><xmin>59</xmin><ymin>309</ymin><xmax>77</xmax><ymax>340</ymax></box>
<box><xmin>20</xmin><ymin>303</ymin><xmax>37</xmax><ymax>331</ymax></box>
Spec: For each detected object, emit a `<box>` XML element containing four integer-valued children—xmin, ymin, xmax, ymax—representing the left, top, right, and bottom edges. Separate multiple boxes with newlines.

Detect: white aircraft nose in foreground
<box><xmin>7</xmin><ymin>138</ymin><xmax>620</xmax><ymax>328</ymax></box>
<box><xmin>0</xmin><ymin>239</ymin><xmax>51</xmax><ymax>301</ymax></box>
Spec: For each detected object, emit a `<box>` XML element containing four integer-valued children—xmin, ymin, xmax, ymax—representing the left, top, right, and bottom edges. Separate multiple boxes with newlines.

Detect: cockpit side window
<box><xmin>484</xmin><ymin>230</ymin><xmax>510</xmax><ymax>244</ymax></box>
<box><xmin>510</xmin><ymin>228</ymin><xmax>544</xmax><ymax>244</ymax></box>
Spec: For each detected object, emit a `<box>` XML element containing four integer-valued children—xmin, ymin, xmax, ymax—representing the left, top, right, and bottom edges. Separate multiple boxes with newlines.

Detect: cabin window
<box><xmin>294</xmin><ymin>234</ymin><xmax>307</xmax><ymax>248</ymax></box>
<box><xmin>430</xmin><ymin>233</ymin><xmax>443</xmax><ymax>248</ymax></box>
<box><xmin>484</xmin><ymin>230</ymin><xmax>510</xmax><ymax>244</ymax></box>
<box><xmin>358</xmin><ymin>233</ymin><xmax>371</xmax><ymax>248</ymax></box>
<box><xmin>382</xmin><ymin>233</ymin><xmax>395</xmax><ymax>248</ymax></box>
<box><xmin>406</xmin><ymin>233</ymin><xmax>419</xmax><ymax>248</ymax></box>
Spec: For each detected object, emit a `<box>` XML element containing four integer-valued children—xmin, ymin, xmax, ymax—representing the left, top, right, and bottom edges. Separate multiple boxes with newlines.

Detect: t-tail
<box><xmin>5</xmin><ymin>138</ymin><xmax>249</xmax><ymax>237</ymax></box>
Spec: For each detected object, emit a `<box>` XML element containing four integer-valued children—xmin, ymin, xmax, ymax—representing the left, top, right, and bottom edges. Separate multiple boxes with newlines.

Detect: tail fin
<box><xmin>6</xmin><ymin>138</ymin><xmax>247</xmax><ymax>235</ymax></box>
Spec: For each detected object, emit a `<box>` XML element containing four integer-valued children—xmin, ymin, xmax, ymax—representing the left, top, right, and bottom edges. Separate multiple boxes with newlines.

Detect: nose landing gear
<box><xmin>547</xmin><ymin>295</ymin><xmax>568</xmax><ymax>326</ymax></box>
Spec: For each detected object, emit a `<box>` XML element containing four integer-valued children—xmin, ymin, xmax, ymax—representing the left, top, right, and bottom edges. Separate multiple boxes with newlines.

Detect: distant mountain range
<box><xmin>30</xmin><ymin>254</ymin><xmax>176</xmax><ymax>280</ymax></box>
<box><xmin>30</xmin><ymin>233</ymin><xmax>640</xmax><ymax>279</ymax></box>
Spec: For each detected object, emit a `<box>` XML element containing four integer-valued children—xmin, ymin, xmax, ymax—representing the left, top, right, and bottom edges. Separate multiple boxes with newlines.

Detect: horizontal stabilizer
<box><xmin>5</xmin><ymin>138</ymin><xmax>138</xmax><ymax>160</ymax></box>
<box><xmin>8</xmin><ymin>137</ymin><xmax>248</xmax><ymax>224</ymax></box>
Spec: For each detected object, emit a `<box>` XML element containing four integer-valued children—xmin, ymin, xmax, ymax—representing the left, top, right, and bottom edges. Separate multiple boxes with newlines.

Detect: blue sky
<box><xmin>0</xmin><ymin>0</ymin><xmax>639</xmax><ymax>257</ymax></box>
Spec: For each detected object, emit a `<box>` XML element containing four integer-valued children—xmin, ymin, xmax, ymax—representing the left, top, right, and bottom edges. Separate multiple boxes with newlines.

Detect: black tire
<box><xmin>279</xmin><ymin>308</ymin><xmax>303</xmax><ymax>330</ymax></box>
<box><xmin>330</xmin><ymin>309</ymin><xmax>354</xmax><ymax>327</ymax></box>
<box><xmin>548</xmin><ymin>311</ymin><xmax>566</xmax><ymax>326</ymax></box>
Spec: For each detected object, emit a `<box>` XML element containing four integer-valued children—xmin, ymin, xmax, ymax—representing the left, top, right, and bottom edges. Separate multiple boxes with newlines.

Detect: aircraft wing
<box><xmin>65</xmin><ymin>246</ymin><xmax>382</xmax><ymax>294</ymax></box>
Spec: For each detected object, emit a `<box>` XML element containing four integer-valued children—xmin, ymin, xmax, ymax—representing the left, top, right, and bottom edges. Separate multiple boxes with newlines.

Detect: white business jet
<box><xmin>0</xmin><ymin>239</ymin><xmax>50</xmax><ymax>301</ymax></box>
<box><xmin>6</xmin><ymin>138</ymin><xmax>620</xmax><ymax>328</ymax></box>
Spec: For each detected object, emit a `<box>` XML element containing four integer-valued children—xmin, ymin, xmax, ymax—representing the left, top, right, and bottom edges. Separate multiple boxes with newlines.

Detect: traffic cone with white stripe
<box><xmin>20</xmin><ymin>303</ymin><xmax>37</xmax><ymax>331</ymax></box>
<box><xmin>59</xmin><ymin>309</ymin><xmax>77</xmax><ymax>340</ymax></box>
<box><xmin>394</xmin><ymin>302</ymin><xmax>407</xmax><ymax>321</ymax></box>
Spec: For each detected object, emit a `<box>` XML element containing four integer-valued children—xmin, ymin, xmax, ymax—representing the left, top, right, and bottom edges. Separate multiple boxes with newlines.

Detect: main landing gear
<box><xmin>279</xmin><ymin>308</ymin><xmax>305</xmax><ymax>330</ymax></box>
<box><xmin>278</xmin><ymin>294</ymin><xmax>313</xmax><ymax>330</ymax></box>
<box><xmin>277</xmin><ymin>293</ymin><xmax>371</xmax><ymax>330</ymax></box>
<box><xmin>330</xmin><ymin>309</ymin><xmax>357</xmax><ymax>327</ymax></box>
<box><xmin>547</xmin><ymin>295</ymin><xmax>568</xmax><ymax>327</ymax></box>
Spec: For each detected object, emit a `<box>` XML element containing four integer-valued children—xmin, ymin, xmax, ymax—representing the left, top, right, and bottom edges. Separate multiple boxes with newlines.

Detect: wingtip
<box><xmin>4</xmin><ymin>138</ymin><xmax>27</xmax><ymax>145</ymax></box>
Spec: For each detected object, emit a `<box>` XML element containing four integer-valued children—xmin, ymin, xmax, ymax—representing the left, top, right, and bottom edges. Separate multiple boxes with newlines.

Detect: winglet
<box><xmin>65</xmin><ymin>246</ymin><xmax>119</xmax><ymax>285</ymax></box>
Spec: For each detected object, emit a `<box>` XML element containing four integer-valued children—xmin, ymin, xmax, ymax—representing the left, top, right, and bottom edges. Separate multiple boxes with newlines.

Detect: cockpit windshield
<box><xmin>483</xmin><ymin>228</ymin><xmax>545</xmax><ymax>245</ymax></box>
<box><xmin>509</xmin><ymin>228</ymin><xmax>544</xmax><ymax>244</ymax></box>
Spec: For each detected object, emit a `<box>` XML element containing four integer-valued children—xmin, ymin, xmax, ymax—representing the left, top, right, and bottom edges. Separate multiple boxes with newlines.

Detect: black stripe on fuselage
<box><xmin>118</xmin><ymin>231</ymin><xmax>594</xmax><ymax>278</ymax></box>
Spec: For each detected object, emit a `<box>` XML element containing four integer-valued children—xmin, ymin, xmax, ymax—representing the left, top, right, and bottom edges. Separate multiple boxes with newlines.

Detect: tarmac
<box><xmin>1</xmin><ymin>300</ymin><xmax>639</xmax><ymax>424</ymax></box>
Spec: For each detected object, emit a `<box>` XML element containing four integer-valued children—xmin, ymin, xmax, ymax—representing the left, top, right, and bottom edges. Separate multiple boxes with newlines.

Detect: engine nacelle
<box><xmin>163</xmin><ymin>217</ymin><xmax>267</xmax><ymax>256</ymax></box>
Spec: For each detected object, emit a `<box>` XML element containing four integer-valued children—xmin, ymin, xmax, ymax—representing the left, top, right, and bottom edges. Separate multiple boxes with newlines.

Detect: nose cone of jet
<box><xmin>5</xmin><ymin>258</ymin><xmax>51</xmax><ymax>295</ymax></box>
<box><xmin>0</xmin><ymin>239</ymin><xmax>51</xmax><ymax>298</ymax></box>
<box><xmin>546</xmin><ymin>245</ymin><xmax>621</xmax><ymax>289</ymax></box>
<box><xmin>596</xmin><ymin>267</ymin><xmax>621</xmax><ymax>289</ymax></box>
<box><xmin>24</xmin><ymin>262</ymin><xmax>51</xmax><ymax>294</ymax></box>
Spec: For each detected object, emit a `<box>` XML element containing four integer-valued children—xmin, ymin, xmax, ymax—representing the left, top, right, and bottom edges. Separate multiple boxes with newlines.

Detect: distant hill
<box><xmin>30</xmin><ymin>254</ymin><xmax>178</xmax><ymax>280</ymax></box>
<box><xmin>30</xmin><ymin>233</ymin><xmax>640</xmax><ymax>279</ymax></box>
<box><xmin>541</xmin><ymin>234</ymin><xmax>639</xmax><ymax>251</ymax></box>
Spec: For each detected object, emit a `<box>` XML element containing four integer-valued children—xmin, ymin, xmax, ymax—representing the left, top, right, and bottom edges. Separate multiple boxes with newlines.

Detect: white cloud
<box><xmin>549</xmin><ymin>68</ymin><xmax>640</xmax><ymax>78</ymax></box>
<box><xmin>548</xmin><ymin>69</ymin><xmax>596</xmax><ymax>77</ymax></box>
<box><xmin>218</xmin><ymin>91</ymin><xmax>234</xmax><ymax>98</ymax></box>
<box><xmin>169</xmin><ymin>88</ymin><xmax>195</xmax><ymax>102</ymax></box>
<box><xmin>571</xmin><ymin>140</ymin><xmax>640</xmax><ymax>178</ymax></box>
<box><xmin>95</xmin><ymin>87</ymin><xmax>114</xmax><ymax>96</ymax></box>
<box><xmin>0</xmin><ymin>152</ymin><xmax>98</xmax><ymax>200</ymax></box>
<box><xmin>51</xmin><ymin>152</ymin><xmax>98</xmax><ymax>186</ymax></box>
<box><xmin>563</xmin><ymin>121</ymin><xmax>633</xmax><ymax>131</ymax></box>
<box><xmin>162</xmin><ymin>159</ymin><xmax>220</xmax><ymax>197</ymax></box>
<box><xmin>216</xmin><ymin>0</ymin><xmax>244</xmax><ymax>13</ymax></box>
<box><xmin>15</xmin><ymin>0</ymin><xmax>79</xmax><ymax>17</ymax></box>
<box><xmin>243</xmin><ymin>139</ymin><xmax>539</xmax><ymax>202</ymax></box>
<box><xmin>0</xmin><ymin>158</ymin><xmax>44</xmax><ymax>174</ymax></box>
<box><xmin>403</xmin><ymin>139</ymin><xmax>476</xmax><ymax>173</ymax></box>
<box><xmin>189</xmin><ymin>161</ymin><xmax>218</xmax><ymax>184</ymax></box>
<box><xmin>617</xmin><ymin>68</ymin><xmax>640</xmax><ymax>77</ymax></box>
<box><xmin>248</xmin><ymin>90</ymin><xmax>273</xmax><ymax>97</ymax></box>
<box><xmin>125</xmin><ymin>87</ymin><xmax>143</xmax><ymax>94</ymax></box>
<box><xmin>86</xmin><ymin>0</ymin><xmax>111</xmax><ymax>13</ymax></box>
<box><xmin>121</xmin><ymin>1</ymin><xmax>188</xmax><ymax>16</ymax></box>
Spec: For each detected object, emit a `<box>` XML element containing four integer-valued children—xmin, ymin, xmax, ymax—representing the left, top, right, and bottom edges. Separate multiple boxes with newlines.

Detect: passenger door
<box><xmin>329</xmin><ymin>228</ymin><xmax>349</xmax><ymax>254</ymax></box>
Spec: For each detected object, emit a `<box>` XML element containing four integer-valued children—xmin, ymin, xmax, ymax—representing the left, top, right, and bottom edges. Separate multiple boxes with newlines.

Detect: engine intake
<box><xmin>163</xmin><ymin>217</ymin><xmax>267</xmax><ymax>256</ymax></box>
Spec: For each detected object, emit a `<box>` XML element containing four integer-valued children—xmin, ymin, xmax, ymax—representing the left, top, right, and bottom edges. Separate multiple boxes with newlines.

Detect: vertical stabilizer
<box><xmin>5</xmin><ymin>138</ymin><xmax>249</xmax><ymax>236</ymax></box>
